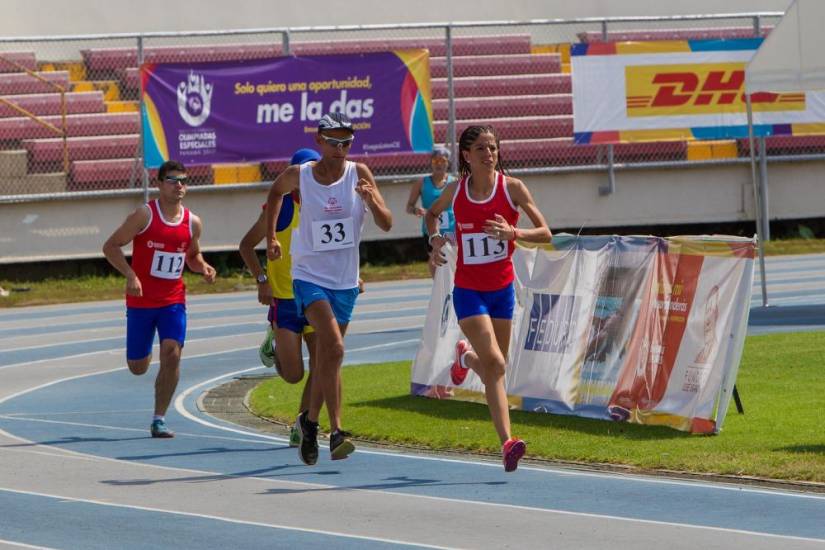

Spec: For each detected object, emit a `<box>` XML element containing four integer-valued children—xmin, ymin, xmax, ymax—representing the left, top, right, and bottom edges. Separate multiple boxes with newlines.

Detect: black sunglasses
<box><xmin>321</xmin><ymin>135</ymin><xmax>354</xmax><ymax>148</ymax></box>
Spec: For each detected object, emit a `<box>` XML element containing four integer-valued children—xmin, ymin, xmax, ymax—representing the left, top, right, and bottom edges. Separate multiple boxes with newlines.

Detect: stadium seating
<box><xmin>0</xmin><ymin>112</ymin><xmax>138</xmax><ymax>142</ymax></box>
<box><xmin>3</xmin><ymin>24</ymin><xmax>823</xmax><ymax>194</ymax></box>
<box><xmin>0</xmin><ymin>51</ymin><xmax>38</xmax><ymax>73</ymax></box>
<box><xmin>0</xmin><ymin>92</ymin><xmax>106</xmax><ymax>118</ymax></box>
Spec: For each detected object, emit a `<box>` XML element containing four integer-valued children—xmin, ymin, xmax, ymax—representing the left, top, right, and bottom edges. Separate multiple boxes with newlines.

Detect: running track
<box><xmin>0</xmin><ymin>254</ymin><xmax>823</xmax><ymax>549</ymax></box>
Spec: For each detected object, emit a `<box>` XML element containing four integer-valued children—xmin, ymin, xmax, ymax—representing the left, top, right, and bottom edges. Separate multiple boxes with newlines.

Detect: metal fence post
<box><xmin>600</xmin><ymin>144</ymin><xmax>616</xmax><ymax>196</ymax></box>
<box><xmin>132</xmin><ymin>35</ymin><xmax>150</xmax><ymax>203</ymax></box>
<box><xmin>753</xmin><ymin>15</ymin><xmax>761</xmax><ymax>37</ymax></box>
<box><xmin>282</xmin><ymin>29</ymin><xmax>291</xmax><ymax>56</ymax></box>
<box><xmin>758</xmin><ymin>136</ymin><xmax>770</xmax><ymax>241</ymax></box>
<box><xmin>445</xmin><ymin>24</ymin><xmax>457</xmax><ymax>174</ymax></box>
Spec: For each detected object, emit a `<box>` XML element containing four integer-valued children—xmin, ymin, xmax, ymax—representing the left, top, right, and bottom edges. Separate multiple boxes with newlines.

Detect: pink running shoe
<box><xmin>450</xmin><ymin>340</ymin><xmax>470</xmax><ymax>386</ymax></box>
<box><xmin>502</xmin><ymin>437</ymin><xmax>526</xmax><ymax>472</ymax></box>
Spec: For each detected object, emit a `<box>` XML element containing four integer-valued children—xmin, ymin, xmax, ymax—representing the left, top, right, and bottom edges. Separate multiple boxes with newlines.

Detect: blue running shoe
<box><xmin>150</xmin><ymin>419</ymin><xmax>174</xmax><ymax>438</ymax></box>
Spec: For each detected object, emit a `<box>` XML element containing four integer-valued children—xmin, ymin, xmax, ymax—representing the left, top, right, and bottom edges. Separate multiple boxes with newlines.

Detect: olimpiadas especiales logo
<box><xmin>177</xmin><ymin>71</ymin><xmax>213</xmax><ymax>127</ymax></box>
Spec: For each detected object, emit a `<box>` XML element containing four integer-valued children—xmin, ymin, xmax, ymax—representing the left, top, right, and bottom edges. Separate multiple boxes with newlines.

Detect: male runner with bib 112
<box><xmin>265</xmin><ymin>113</ymin><xmax>393</xmax><ymax>465</ymax></box>
<box><xmin>103</xmin><ymin>160</ymin><xmax>216</xmax><ymax>438</ymax></box>
<box><xmin>427</xmin><ymin>125</ymin><xmax>551</xmax><ymax>472</ymax></box>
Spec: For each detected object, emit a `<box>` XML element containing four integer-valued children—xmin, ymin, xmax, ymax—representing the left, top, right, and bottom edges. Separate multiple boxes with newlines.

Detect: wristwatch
<box><xmin>256</xmin><ymin>273</ymin><xmax>268</xmax><ymax>284</ymax></box>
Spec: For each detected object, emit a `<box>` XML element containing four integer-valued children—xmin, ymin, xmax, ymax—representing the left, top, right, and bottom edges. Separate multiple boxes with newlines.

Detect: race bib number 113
<box><xmin>460</xmin><ymin>232</ymin><xmax>507</xmax><ymax>265</ymax></box>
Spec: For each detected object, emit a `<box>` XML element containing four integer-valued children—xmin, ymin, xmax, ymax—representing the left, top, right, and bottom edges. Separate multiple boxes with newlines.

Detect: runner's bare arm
<box><xmin>265</xmin><ymin>165</ymin><xmax>301</xmax><ymax>260</ymax></box>
<box><xmin>405</xmin><ymin>178</ymin><xmax>426</xmax><ymax>217</ymax></box>
<box><xmin>186</xmin><ymin>214</ymin><xmax>217</xmax><ymax>283</ymax></box>
<box><xmin>102</xmin><ymin>205</ymin><xmax>151</xmax><ymax>296</ymax></box>
<box><xmin>504</xmin><ymin>177</ymin><xmax>552</xmax><ymax>243</ymax></box>
<box><xmin>425</xmin><ymin>181</ymin><xmax>458</xmax><ymax>266</ymax></box>
<box><xmin>355</xmin><ymin>163</ymin><xmax>392</xmax><ymax>232</ymax></box>
<box><xmin>238</xmin><ymin>210</ymin><xmax>271</xmax><ymax>305</ymax></box>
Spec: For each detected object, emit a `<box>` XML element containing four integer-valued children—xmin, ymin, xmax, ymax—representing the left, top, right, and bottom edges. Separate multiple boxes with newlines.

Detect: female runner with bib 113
<box><xmin>426</xmin><ymin>125</ymin><xmax>551</xmax><ymax>472</ymax></box>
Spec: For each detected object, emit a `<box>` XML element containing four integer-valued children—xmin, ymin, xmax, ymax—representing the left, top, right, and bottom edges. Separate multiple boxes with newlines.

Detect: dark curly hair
<box><xmin>457</xmin><ymin>125</ymin><xmax>507</xmax><ymax>178</ymax></box>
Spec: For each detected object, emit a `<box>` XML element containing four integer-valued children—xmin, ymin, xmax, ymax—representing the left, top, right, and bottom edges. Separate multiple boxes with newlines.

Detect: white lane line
<box><xmin>1</xmin><ymin>414</ymin><xmax>823</xmax><ymax>542</ymax></box>
<box><xmin>171</xmin><ymin>355</ymin><xmax>825</xmax><ymax>503</ymax></box>
<box><xmin>1</xmin><ymin>439</ymin><xmax>823</xmax><ymax>545</ymax></box>
<box><xmin>0</xmin><ymin>539</ymin><xmax>57</xmax><ymax>550</ymax></box>
<box><xmin>3</xmin><ymin>409</ymin><xmax>153</xmax><ymax>417</ymax></box>
<box><xmin>0</xmin><ymin>487</ymin><xmax>455</xmax><ymax>550</ymax></box>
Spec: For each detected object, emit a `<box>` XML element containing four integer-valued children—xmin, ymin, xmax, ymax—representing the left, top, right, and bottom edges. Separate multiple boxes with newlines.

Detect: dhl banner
<box><xmin>410</xmin><ymin>235</ymin><xmax>755</xmax><ymax>434</ymax></box>
<box><xmin>571</xmin><ymin>39</ymin><xmax>825</xmax><ymax>144</ymax></box>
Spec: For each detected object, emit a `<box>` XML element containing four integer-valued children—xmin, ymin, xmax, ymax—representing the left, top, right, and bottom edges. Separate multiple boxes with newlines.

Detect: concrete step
<box><xmin>0</xmin><ymin>172</ymin><xmax>66</xmax><ymax>195</ymax></box>
<box><xmin>0</xmin><ymin>150</ymin><xmax>28</xmax><ymax>178</ymax></box>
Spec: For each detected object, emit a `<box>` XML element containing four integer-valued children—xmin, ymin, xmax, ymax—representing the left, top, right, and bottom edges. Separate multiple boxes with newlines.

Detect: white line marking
<box><xmin>0</xmin><ymin>539</ymin><xmax>57</xmax><ymax>550</ymax></box>
<box><xmin>0</xmin><ymin>487</ymin><xmax>456</xmax><ymax>550</ymax></box>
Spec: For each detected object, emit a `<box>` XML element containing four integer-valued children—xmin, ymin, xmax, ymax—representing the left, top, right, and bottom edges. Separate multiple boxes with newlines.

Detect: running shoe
<box><xmin>450</xmin><ymin>340</ymin><xmax>471</xmax><ymax>386</ymax></box>
<box><xmin>502</xmin><ymin>437</ymin><xmax>526</xmax><ymax>472</ymax></box>
<box><xmin>608</xmin><ymin>405</ymin><xmax>631</xmax><ymax>422</ymax></box>
<box><xmin>296</xmin><ymin>410</ymin><xmax>319</xmax><ymax>465</ymax></box>
<box><xmin>150</xmin><ymin>419</ymin><xmax>175</xmax><ymax>438</ymax></box>
<box><xmin>258</xmin><ymin>326</ymin><xmax>276</xmax><ymax>368</ymax></box>
<box><xmin>330</xmin><ymin>429</ymin><xmax>355</xmax><ymax>461</ymax></box>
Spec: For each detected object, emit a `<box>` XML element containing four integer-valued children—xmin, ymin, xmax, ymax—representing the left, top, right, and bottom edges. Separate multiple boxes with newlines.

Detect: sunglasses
<box><xmin>163</xmin><ymin>175</ymin><xmax>189</xmax><ymax>184</ymax></box>
<box><xmin>321</xmin><ymin>135</ymin><xmax>354</xmax><ymax>148</ymax></box>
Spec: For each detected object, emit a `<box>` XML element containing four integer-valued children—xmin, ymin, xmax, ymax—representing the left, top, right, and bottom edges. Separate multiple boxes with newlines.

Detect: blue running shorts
<box><xmin>292</xmin><ymin>279</ymin><xmax>359</xmax><ymax>325</ymax></box>
<box><xmin>267</xmin><ymin>297</ymin><xmax>312</xmax><ymax>334</ymax></box>
<box><xmin>126</xmin><ymin>303</ymin><xmax>187</xmax><ymax>360</ymax></box>
<box><xmin>452</xmin><ymin>283</ymin><xmax>515</xmax><ymax>321</ymax></box>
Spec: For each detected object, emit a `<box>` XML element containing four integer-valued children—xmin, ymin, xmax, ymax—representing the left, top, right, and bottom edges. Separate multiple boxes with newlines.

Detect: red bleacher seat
<box><xmin>433</xmin><ymin>95</ymin><xmax>573</xmax><ymax>120</ymax></box>
<box><xmin>71</xmin><ymin>159</ymin><xmax>213</xmax><ymax>189</ymax></box>
<box><xmin>577</xmin><ymin>26</ymin><xmax>771</xmax><ymax>43</ymax></box>
<box><xmin>0</xmin><ymin>51</ymin><xmax>38</xmax><ymax>73</ymax></box>
<box><xmin>0</xmin><ymin>71</ymin><xmax>70</xmax><ymax>95</ymax></box>
<box><xmin>613</xmin><ymin>141</ymin><xmax>687</xmax><ymax>162</ymax></box>
<box><xmin>430</xmin><ymin>54</ymin><xmax>561</xmax><ymax>78</ymax></box>
<box><xmin>119</xmin><ymin>68</ymin><xmax>139</xmax><ymax>90</ymax></box>
<box><xmin>0</xmin><ymin>112</ymin><xmax>139</xmax><ymax>142</ymax></box>
<box><xmin>432</xmin><ymin>74</ymin><xmax>571</xmax><ymax>99</ymax></box>
<box><xmin>738</xmin><ymin>135</ymin><xmax>825</xmax><ymax>155</ymax></box>
<box><xmin>0</xmin><ymin>92</ymin><xmax>106</xmax><ymax>118</ymax></box>
<box><xmin>83</xmin><ymin>35</ymin><xmax>533</xmax><ymax>72</ymax></box>
<box><xmin>434</xmin><ymin>116</ymin><xmax>572</xmax><ymax>142</ymax></box>
<box><xmin>82</xmin><ymin>44</ymin><xmax>284</xmax><ymax>72</ymax></box>
<box><xmin>23</xmin><ymin>134</ymin><xmax>139</xmax><ymax>170</ymax></box>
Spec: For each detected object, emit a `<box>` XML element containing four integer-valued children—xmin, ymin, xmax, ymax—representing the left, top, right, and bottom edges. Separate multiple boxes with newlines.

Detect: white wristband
<box><xmin>428</xmin><ymin>233</ymin><xmax>443</xmax><ymax>245</ymax></box>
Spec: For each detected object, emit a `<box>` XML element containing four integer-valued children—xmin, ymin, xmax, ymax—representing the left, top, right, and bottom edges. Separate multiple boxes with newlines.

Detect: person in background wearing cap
<box><xmin>405</xmin><ymin>146</ymin><xmax>456</xmax><ymax>276</ymax></box>
<box><xmin>265</xmin><ymin>113</ymin><xmax>392</xmax><ymax>466</ymax></box>
<box><xmin>239</xmin><ymin>147</ymin><xmax>338</xmax><ymax>448</ymax></box>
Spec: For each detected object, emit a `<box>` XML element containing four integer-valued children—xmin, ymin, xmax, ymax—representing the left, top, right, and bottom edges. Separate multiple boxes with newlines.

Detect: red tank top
<box><xmin>127</xmin><ymin>200</ymin><xmax>192</xmax><ymax>308</ymax></box>
<box><xmin>452</xmin><ymin>172</ymin><xmax>519</xmax><ymax>291</ymax></box>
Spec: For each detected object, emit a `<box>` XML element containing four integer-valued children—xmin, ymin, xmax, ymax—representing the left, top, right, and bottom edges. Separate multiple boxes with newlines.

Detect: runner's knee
<box><xmin>127</xmin><ymin>358</ymin><xmax>150</xmax><ymax>375</ymax></box>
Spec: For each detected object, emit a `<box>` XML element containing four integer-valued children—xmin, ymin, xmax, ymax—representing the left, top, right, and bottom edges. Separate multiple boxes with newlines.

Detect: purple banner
<box><xmin>141</xmin><ymin>50</ymin><xmax>434</xmax><ymax>167</ymax></box>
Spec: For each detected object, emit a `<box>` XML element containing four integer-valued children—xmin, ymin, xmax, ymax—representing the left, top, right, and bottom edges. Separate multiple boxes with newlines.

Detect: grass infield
<box><xmin>249</xmin><ymin>331</ymin><xmax>825</xmax><ymax>483</ymax></box>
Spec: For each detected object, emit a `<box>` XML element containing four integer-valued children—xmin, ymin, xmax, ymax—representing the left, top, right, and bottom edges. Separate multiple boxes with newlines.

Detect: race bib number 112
<box><xmin>150</xmin><ymin>250</ymin><xmax>185</xmax><ymax>280</ymax></box>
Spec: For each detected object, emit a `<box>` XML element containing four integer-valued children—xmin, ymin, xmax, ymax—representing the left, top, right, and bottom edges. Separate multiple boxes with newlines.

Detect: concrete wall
<box><xmin>2</xmin><ymin>160</ymin><xmax>822</xmax><ymax>264</ymax></box>
<box><xmin>1</xmin><ymin>0</ymin><xmax>791</xmax><ymax>37</ymax></box>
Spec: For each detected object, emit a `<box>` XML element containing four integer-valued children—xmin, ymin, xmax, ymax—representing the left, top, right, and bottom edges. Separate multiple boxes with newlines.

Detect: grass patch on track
<box><xmin>249</xmin><ymin>331</ymin><xmax>825</xmax><ymax>483</ymax></box>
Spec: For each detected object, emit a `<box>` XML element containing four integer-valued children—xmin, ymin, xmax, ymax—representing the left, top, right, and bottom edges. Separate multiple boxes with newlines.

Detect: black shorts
<box><xmin>422</xmin><ymin>235</ymin><xmax>432</xmax><ymax>253</ymax></box>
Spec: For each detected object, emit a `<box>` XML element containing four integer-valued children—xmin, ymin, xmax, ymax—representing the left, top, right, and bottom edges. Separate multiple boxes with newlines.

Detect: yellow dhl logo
<box><xmin>625</xmin><ymin>63</ymin><xmax>805</xmax><ymax>116</ymax></box>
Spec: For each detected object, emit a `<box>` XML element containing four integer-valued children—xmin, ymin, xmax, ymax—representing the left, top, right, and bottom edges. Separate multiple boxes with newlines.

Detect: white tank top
<box><xmin>291</xmin><ymin>161</ymin><xmax>366</xmax><ymax>289</ymax></box>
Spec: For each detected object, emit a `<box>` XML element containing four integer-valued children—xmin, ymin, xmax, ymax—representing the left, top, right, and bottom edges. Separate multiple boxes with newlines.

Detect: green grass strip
<box><xmin>249</xmin><ymin>331</ymin><xmax>825</xmax><ymax>482</ymax></box>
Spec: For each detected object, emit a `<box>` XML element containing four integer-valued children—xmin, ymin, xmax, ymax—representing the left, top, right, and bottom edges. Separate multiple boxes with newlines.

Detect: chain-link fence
<box><xmin>1</xmin><ymin>12</ymin><xmax>807</xmax><ymax>199</ymax></box>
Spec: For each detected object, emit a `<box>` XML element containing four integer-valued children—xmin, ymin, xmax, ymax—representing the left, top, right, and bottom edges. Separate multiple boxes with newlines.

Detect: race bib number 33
<box><xmin>150</xmin><ymin>250</ymin><xmax>185</xmax><ymax>280</ymax></box>
<box><xmin>311</xmin><ymin>217</ymin><xmax>355</xmax><ymax>252</ymax></box>
<box><xmin>461</xmin><ymin>232</ymin><xmax>507</xmax><ymax>265</ymax></box>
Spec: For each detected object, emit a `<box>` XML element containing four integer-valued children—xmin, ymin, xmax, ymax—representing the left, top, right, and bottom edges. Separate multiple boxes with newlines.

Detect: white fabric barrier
<box><xmin>411</xmin><ymin>235</ymin><xmax>755</xmax><ymax>434</ymax></box>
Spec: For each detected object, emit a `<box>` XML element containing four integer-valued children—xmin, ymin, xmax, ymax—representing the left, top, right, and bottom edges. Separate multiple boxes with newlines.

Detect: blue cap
<box><xmin>290</xmin><ymin>148</ymin><xmax>321</xmax><ymax>166</ymax></box>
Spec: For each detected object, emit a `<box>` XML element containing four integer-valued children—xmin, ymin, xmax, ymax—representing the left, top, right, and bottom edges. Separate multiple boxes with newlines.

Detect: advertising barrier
<box><xmin>411</xmin><ymin>235</ymin><xmax>755</xmax><ymax>434</ymax></box>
